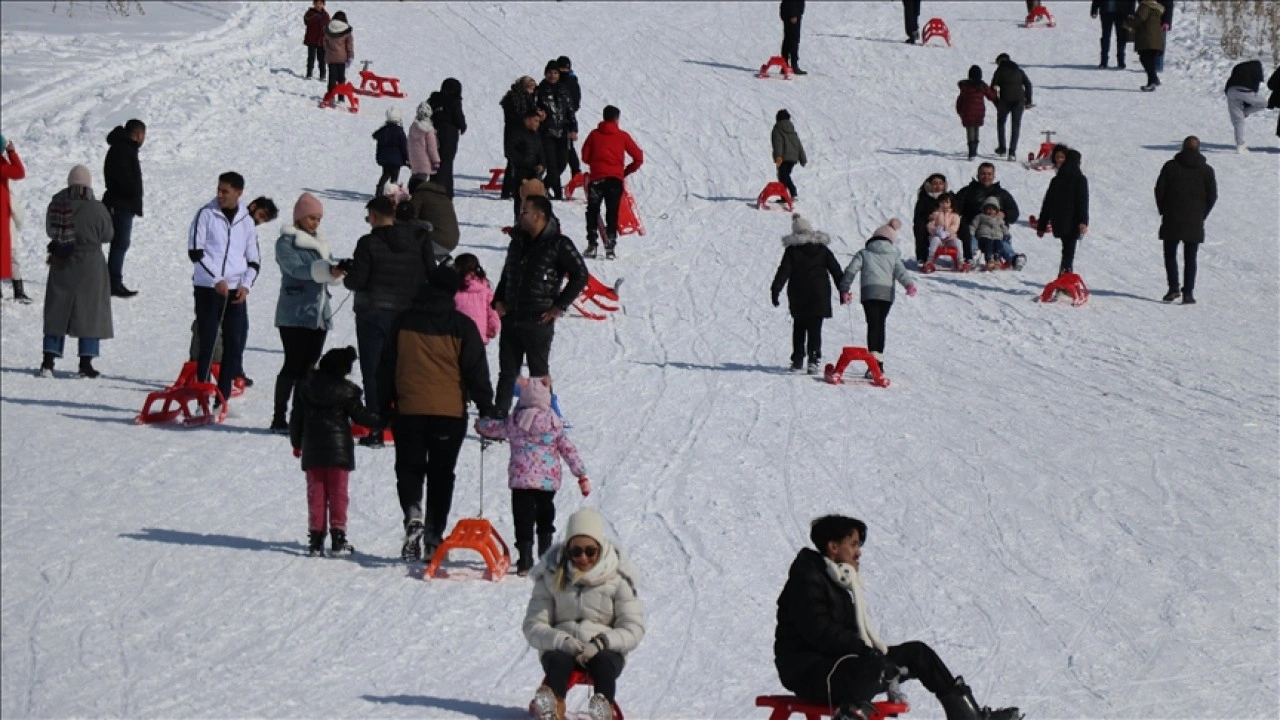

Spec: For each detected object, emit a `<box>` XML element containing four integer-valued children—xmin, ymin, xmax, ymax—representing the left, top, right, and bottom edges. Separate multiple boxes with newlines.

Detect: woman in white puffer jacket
<box><xmin>523</xmin><ymin>507</ymin><xmax>645</xmax><ymax>720</ymax></box>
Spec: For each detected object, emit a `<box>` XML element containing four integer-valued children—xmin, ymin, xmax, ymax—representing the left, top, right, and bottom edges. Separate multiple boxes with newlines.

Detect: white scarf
<box><xmin>824</xmin><ymin>558</ymin><xmax>887</xmax><ymax>654</ymax></box>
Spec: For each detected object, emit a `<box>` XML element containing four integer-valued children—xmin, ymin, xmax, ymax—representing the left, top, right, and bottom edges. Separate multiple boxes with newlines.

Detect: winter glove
<box><xmin>771</xmin><ymin>293</ymin><xmax>780</xmax><ymax>307</ymax></box>
<box><xmin>936</xmin><ymin>229</ymin><xmax>949</xmax><ymax>241</ymax></box>
<box><xmin>840</xmin><ymin>292</ymin><xmax>852</xmax><ymax>305</ymax></box>
<box><xmin>557</xmin><ymin>635</ymin><xmax>585</xmax><ymax>656</ymax></box>
<box><xmin>292</xmin><ymin>447</ymin><xmax>302</xmax><ymax>458</ymax></box>
<box><xmin>774</xmin><ymin>157</ymin><xmax>783</xmax><ymax>167</ymax></box>
<box><xmin>905</xmin><ymin>285</ymin><xmax>917</xmax><ymax>297</ymax></box>
<box><xmin>575</xmin><ymin>635</ymin><xmax>606</xmax><ymax>665</ymax></box>
<box><xmin>578</xmin><ymin>476</ymin><xmax>591</xmax><ymax>497</ymax></box>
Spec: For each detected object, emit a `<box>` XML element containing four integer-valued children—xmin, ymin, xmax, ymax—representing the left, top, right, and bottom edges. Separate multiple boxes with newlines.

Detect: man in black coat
<box><xmin>536</xmin><ymin>61</ymin><xmax>577</xmax><ymax>200</ymax></box>
<box><xmin>428</xmin><ymin>77</ymin><xmax>466</xmax><ymax>199</ymax></box>
<box><xmin>1091</xmin><ymin>1</ymin><xmax>1136</xmax><ymax>68</ymax></box>
<box><xmin>557</xmin><ymin>56</ymin><xmax>584</xmax><ymax>177</ymax></box>
<box><xmin>102</xmin><ymin>118</ymin><xmax>146</xmax><ymax>297</ymax></box>
<box><xmin>780</xmin><ymin>1</ymin><xmax>807</xmax><ymax>74</ymax></box>
<box><xmin>955</xmin><ymin>163</ymin><xmax>1020</xmax><ymax>266</ymax></box>
<box><xmin>343</xmin><ymin>195</ymin><xmax>435</xmax><ymax>446</ymax></box>
<box><xmin>1035</xmin><ymin>149</ymin><xmax>1090</xmax><ymax>276</ymax></box>
<box><xmin>775</xmin><ymin>515</ymin><xmax>1021</xmax><ymax>719</ymax></box>
<box><xmin>504</xmin><ymin>110</ymin><xmax>546</xmax><ymax>223</ymax></box>
<box><xmin>990</xmin><ymin>54</ymin><xmax>1033</xmax><ymax>160</ymax></box>
<box><xmin>492</xmin><ymin>195</ymin><xmax>587</xmax><ymax>413</ymax></box>
<box><xmin>1154</xmin><ymin>136</ymin><xmax>1217</xmax><ymax>304</ymax></box>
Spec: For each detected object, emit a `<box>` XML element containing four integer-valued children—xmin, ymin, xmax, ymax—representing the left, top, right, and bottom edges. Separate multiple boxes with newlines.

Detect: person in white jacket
<box><xmin>188</xmin><ymin>171</ymin><xmax>261</xmax><ymax>405</ymax></box>
<box><xmin>523</xmin><ymin>507</ymin><xmax>644</xmax><ymax>720</ymax></box>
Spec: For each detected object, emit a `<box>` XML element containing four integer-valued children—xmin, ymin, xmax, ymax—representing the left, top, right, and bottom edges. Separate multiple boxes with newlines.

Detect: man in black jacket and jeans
<box><xmin>1154</xmin><ymin>136</ymin><xmax>1216</xmax><ymax>304</ymax></box>
<box><xmin>492</xmin><ymin>194</ymin><xmax>588</xmax><ymax>414</ymax></box>
<box><xmin>343</xmin><ymin>195</ymin><xmax>434</xmax><ymax>446</ymax></box>
<box><xmin>102</xmin><ymin>118</ymin><xmax>146</xmax><ymax>297</ymax></box>
<box><xmin>990</xmin><ymin>54</ymin><xmax>1033</xmax><ymax>161</ymax></box>
<box><xmin>775</xmin><ymin>515</ymin><xmax>1021</xmax><ymax>720</ymax></box>
<box><xmin>955</xmin><ymin>163</ymin><xmax>1020</xmax><ymax>267</ymax></box>
<box><xmin>780</xmin><ymin>1</ymin><xmax>807</xmax><ymax>74</ymax></box>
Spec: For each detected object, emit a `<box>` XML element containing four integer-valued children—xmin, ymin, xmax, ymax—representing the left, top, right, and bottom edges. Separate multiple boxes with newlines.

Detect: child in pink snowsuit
<box><xmin>925</xmin><ymin>192</ymin><xmax>963</xmax><ymax>269</ymax></box>
<box><xmin>452</xmin><ymin>253</ymin><xmax>500</xmax><ymax>344</ymax></box>
<box><xmin>475</xmin><ymin>375</ymin><xmax>588</xmax><ymax>576</ymax></box>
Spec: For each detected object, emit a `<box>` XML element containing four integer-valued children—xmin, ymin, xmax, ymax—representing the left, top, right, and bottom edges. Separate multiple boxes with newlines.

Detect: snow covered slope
<box><xmin>1</xmin><ymin>2</ymin><xmax>1276</xmax><ymax>718</ymax></box>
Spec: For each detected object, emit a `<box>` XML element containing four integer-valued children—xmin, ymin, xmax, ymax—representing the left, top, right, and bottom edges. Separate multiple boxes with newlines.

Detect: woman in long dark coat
<box><xmin>1036</xmin><ymin>149</ymin><xmax>1090</xmax><ymax>276</ymax></box>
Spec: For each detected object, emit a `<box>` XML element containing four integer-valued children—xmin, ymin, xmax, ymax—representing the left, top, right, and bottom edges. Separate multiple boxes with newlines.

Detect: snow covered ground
<box><xmin>2</xmin><ymin>2</ymin><xmax>1277</xmax><ymax>718</ymax></box>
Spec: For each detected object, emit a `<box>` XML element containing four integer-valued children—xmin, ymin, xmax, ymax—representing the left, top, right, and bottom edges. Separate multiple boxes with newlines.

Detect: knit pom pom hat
<box><xmin>293</xmin><ymin>192</ymin><xmax>323</xmax><ymax>223</ymax></box>
<box><xmin>791</xmin><ymin>213</ymin><xmax>813</xmax><ymax>234</ymax></box>
<box><xmin>872</xmin><ymin>218</ymin><xmax>902</xmax><ymax>243</ymax></box>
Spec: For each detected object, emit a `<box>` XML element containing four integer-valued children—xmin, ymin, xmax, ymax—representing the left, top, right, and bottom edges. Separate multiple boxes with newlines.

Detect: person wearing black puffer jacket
<box><xmin>429</xmin><ymin>78</ymin><xmax>467</xmax><ymax>198</ymax></box>
<box><xmin>536</xmin><ymin>61</ymin><xmax>577</xmax><ymax>201</ymax></box>
<box><xmin>492</xmin><ymin>195</ymin><xmax>587</xmax><ymax>414</ymax></box>
<box><xmin>1154</xmin><ymin>136</ymin><xmax>1216</xmax><ymax>304</ymax></box>
<box><xmin>343</xmin><ymin>195</ymin><xmax>434</xmax><ymax>447</ymax></box>
<box><xmin>989</xmin><ymin>54</ymin><xmax>1033</xmax><ymax>161</ymax></box>
<box><xmin>955</xmin><ymin>163</ymin><xmax>1020</xmax><ymax>266</ymax></box>
<box><xmin>912</xmin><ymin>173</ymin><xmax>948</xmax><ymax>265</ymax></box>
<box><xmin>290</xmin><ymin>345</ymin><xmax>382</xmax><ymax>557</ymax></box>
<box><xmin>771</xmin><ymin>214</ymin><xmax>843</xmax><ymax>374</ymax></box>
<box><xmin>775</xmin><ymin>514</ymin><xmax>1022</xmax><ymax>720</ymax></box>
<box><xmin>1035</xmin><ymin>148</ymin><xmax>1089</xmax><ymax>276</ymax></box>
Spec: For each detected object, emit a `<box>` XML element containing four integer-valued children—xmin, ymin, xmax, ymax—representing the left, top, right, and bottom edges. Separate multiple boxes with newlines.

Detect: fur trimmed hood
<box><xmin>781</xmin><ymin>230</ymin><xmax>832</xmax><ymax>247</ymax></box>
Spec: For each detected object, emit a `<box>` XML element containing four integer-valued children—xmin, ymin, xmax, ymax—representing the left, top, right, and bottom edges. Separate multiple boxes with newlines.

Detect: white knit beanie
<box><xmin>564</xmin><ymin>507</ymin><xmax>606</xmax><ymax>546</ymax></box>
<box><xmin>791</xmin><ymin>213</ymin><xmax>813</xmax><ymax>234</ymax></box>
<box><xmin>67</xmin><ymin>164</ymin><xmax>92</xmax><ymax>188</ymax></box>
<box><xmin>386</xmin><ymin>107</ymin><xmax>402</xmax><ymax>124</ymax></box>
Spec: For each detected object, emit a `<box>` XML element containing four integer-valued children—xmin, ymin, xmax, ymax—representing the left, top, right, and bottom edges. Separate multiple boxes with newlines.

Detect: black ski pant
<box><xmin>788</xmin><ymin>641</ymin><xmax>955</xmax><ymax>706</ymax></box>
<box><xmin>791</xmin><ymin>316</ymin><xmax>824</xmax><ymax>365</ymax></box>
<box><xmin>193</xmin><ymin>286</ymin><xmax>248</xmax><ymax>402</ymax></box>
<box><xmin>902</xmin><ymin>0</ymin><xmax>921</xmax><ymax>37</ymax></box>
<box><xmin>354</xmin><ymin>308</ymin><xmax>399</xmax><ymax>421</ymax></box>
<box><xmin>777</xmin><ymin>161</ymin><xmax>798</xmax><ymax>200</ymax></box>
<box><xmin>327</xmin><ymin>62</ymin><xmax>347</xmax><ymax>97</ymax></box>
<box><xmin>306</xmin><ymin>45</ymin><xmax>326</xmax><ymax>79</ymax></box>
<box><xmin>1099</xmin><ymin>13</ymin><xmax>1128</xmax><ymax>65</ymax></box>
<box><xmin>542</xmin><ymin>134</ymin><xmax>569</xmax><ymax>199</ymax></box>
<box><xmin>495</xmin><ymin>316</ymin><xmax>555</xmax><ymax>413</ymax></box>
<box><xmin>1058</xmin><ymin>234</ymin><xmax>1080</xmax><ymax>275</ymax></box>
<box><xmin>781</xmin><ymin>16</ymin><xmax>802</xmax><ymax>68</ymax></box>
<box><xmin>512</xmin><ymin>488</ymin><xmax>556</xmax><ymax>548</ymax></box>
<box><xmin>995</xmin><ymin>100</ymin><xmax>1024</xmax><ymax>155</ymax></box>
<box><xmin>862</xmin><ymin>300</ymin><xmax>893</xmax><ymax>355</ymax></box>
<box><xmin>1139</xmin><ymin>50</ymin><xmax>1162</xmax><ymax>86</ymax></box>
<box><xmin>275</xmin><ymin>326</ymin><xmax>327</xmax><ymax>422</ymax></box>
<box><xmin>435</xmin><ymin>128</ymin><xmax>459</xmax><ymax>199</ymax></box>
<box><xmin>567</xmin><ymin>139</ymin><xmax>582</xmax><ymax>176</ymax></box>
<box><xmin>541</xmin><ymin>649</ymin><xmax>626</xmax><ymax>702</ymax></box>
<box><xmin>393</xmin><ymin>414</ymin><xmax>468</xmax><ymax>541</ymax></box>
<box><xmin>1163</xmin><ymin>238</ymin><xmax>1199</xmax><ymax>293</ymax></box>
<box><xmin>376</xmin><ymin>164</ymin><xmax>402</xmax><ymax>199</ymax></box>
<box><xmin>586</xmin><ymin>176</ymin><xmax>625</xmax><ymax>245</ymax></box>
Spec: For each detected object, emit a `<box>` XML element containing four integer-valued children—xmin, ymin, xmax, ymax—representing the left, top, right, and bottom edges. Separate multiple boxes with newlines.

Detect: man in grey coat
<box><xmin>1154</xmin><ymin>136</ymin><xmax>1216</xmax><ymax>305</ymax></box>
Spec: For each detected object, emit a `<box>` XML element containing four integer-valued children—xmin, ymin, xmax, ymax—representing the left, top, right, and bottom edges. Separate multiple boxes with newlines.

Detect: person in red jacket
<box><xmin>0</xmin><ymin>134</ymin><xmax>31</xmax><ymax>303</ymax></box>
<box><xmin>955</xmin><ymin>65</ymin><xmax>997</xmax><ymax>161</ymax></box>
<box><xmin>579</xmin><ymin>105</ymin><xmax>643</xmax><ymax>260</ymax></box>
<box><xmin>303</xmin><ymin>0</ymin><xmax>329</xmax><ymax>81</ymax></box>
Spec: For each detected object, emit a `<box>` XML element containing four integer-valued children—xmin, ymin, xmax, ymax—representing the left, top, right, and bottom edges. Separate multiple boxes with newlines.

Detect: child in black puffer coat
<box><xmin>771</xmin><ymin>213</ymin><xmax>844</xmax><ymax>374</ymax></box>
<box><xmin>289</xmin><ymin>346</ymin><xmax>382</xmax><ymax>556</ymax></box>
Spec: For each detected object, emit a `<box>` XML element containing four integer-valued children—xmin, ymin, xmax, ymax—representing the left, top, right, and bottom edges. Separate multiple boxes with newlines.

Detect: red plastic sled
<box><xmin>480</xmin><ymin>167</ymin><xmax>505</xmax><ymax>192</ymax></box>
<box><xmin>318</xmin><ymin>82</ymin><xmax>359</xmax><ymax>113</ymax></box>
<box><xmin>136</xmin><ymin>361</ymin><xmax>239</xmax><ymax>427</ymax></box>
<box><xmin>921</xmin><ymin>245</ymin><xmax>965</xmax><ymax>274</ymax></box>
<box><xmin>423</xmin><ymin>517</ymin><xmax>511</xmax><ymax>581</ymax></box>
<box><xmin>921</xmin><ymin>18</ymin><xmax>951</xmax><ymax>47</ymax></box>
<box><xmin>529</xmin><ymin>670</ymin><xmax>626</xmax><ymax>720</ymax></box>
<box><xmin>1025</xmin><ymin>5</ymin><xmax>1056</xmax><ymax>27</ymax></box>
<box><xmin>1039</xmin><ymin>272</ymin><xmax>1089</xmax><ymax>306</ymax></box>
<box><xmin>354</xmin><ymin>61</ymin><xmax>406</xmax><ymax>98</ymax></box>
<box><xmin>755</xmin><ymin>695</ymin><xmax>910</xmax><ymax>720</ymax></box>
<box><xmin>572</xmin><ymin>275</ymin><xmax>622</xmax><ymax>320</ymax></box>
<box><xmin>823</xmin><ymin>347</ymin><xmax>890</xmax><ymax>388</ymax></box>
<box><xmin>757</xmin><ymin>181</ymin><xmax>794</xmax><ymax>211</ymax></box>
<box><xmin>758</xmin><ymin>55</ymin><xmax>794</xmax><ymax>79</ymax></box>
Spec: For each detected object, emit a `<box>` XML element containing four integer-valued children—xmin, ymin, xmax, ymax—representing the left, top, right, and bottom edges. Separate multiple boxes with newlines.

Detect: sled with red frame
<box><xmin>318</xmin><ymin>81</ymin><xmax>360</xmax><ymax>112</ymax></box>
<box><xmin>1025</xmin><ymin>4</ymin><xmax>1056</xmax><ymax>28</ymax></box>
<box><xmin>920</xmin><ymin>245</ymin><xmax>967</xmax><ymax>274</ymax></box>
<box><xmin>758</xmin><ymin>55</ymin><xmax>794</xmax><ymax>80</ymax></box>
<box><xmin>757</xmin><ymin>181</ymin><xmax>794</xmax><ymax>211</ymax></box>
<box><xmin>1023</xmin><ymin>130</ymin><xmax>1058</xmax><ymax>171</ymax></box>
<box><xmin>528</xmin><ymin>669</ymin><xmax>626</xmax><ymax>720</ymax></box>
<box><xmin>921</xmin><ymin>18</ymin><xmax>952</xmax><ymax>47</ymax></box>
<box><xmin>353</xmin><ymin>60</ymin><xmax>406</xmax><ymax>98</ymax></box>
<box><xmin>424</xmin><ymin>440</ymin><xmax>511</xmax><ymax>581</ymax></box>
<box><xmin>135</xmin><ymin>361</ymin><xmax>242</xmax><ymax>427</ymax></box>
<box><xmin>572</xmin><ymin>275</ymin><xmax>623</xmax><ymax>320</ymax></box>
<box><xmin>823</xmin><ymin>347</ymin><xmax>890</xmax><ymax>388</ymax></box>
<box><xmin>1038</xmin><ymin>272</ymin><xmax>1089</xmax><ymax>306</ymax></box>
<box><xmin>755</xmin><ymin>695</ymin><xmax>910</xmax><ymax>720</ymax></box>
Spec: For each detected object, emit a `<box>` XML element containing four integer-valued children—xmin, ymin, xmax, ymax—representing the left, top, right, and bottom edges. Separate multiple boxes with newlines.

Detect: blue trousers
<box><xmin>108</xmin><ymin>209</ymin><xmax>134</xmax><ymax>287</ymax></box>
<box><xmin>43</xmin><ymin>335</ymin><xmax>100</xmax><ymax>358</ymax></box>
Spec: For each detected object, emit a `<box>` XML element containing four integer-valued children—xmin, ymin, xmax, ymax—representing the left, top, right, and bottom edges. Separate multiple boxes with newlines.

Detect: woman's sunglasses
<box><xmin>568</xmin><ymin>545</ymin><xmax>598</xmax><ymax>559</ymax></box>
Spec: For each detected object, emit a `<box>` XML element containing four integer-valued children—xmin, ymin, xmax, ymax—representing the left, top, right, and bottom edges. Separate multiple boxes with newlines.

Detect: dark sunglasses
<box><xmin>568</xmin><ymin>545</ymin><xmax>598</xmax><ymax>559</ymax></box>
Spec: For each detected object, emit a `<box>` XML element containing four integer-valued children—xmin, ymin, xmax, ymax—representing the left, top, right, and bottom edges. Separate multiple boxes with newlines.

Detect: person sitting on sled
<box><xmin>969</xmin><ymin>197</ymin><xmax>1025</xmax><ymax>271</ymax></box>
<box><xmin>524</xmin><ymin>507</ymin><xmax>645</xmax><ymax>720</ymax></box>
<box><xmin>774</xmin><ymin>514</ymin><xmax>1022</xmax><ymax>720</ymax></box>
<box><xmin>925</xmin><ymin>192</ymin><xmax>963</xmax><ymax>269</ymax></box>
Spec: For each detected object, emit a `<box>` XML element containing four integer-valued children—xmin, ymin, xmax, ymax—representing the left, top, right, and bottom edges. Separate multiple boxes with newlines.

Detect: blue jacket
<box><xmin>275</xmin><ymin>226</ymin><xmax>341</xmax><ymax>330</ymax></box>
<box><xmin>372</xmin><ymin>122</ymin><xmax>409</xmax><ymax>168</ymax></box>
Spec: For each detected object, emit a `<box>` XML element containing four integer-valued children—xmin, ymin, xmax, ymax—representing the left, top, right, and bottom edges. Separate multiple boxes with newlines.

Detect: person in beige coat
<box><xmin>523</xmin><ymin>507</ymin><xmax>644</xmax><ymax>720</ymax></box>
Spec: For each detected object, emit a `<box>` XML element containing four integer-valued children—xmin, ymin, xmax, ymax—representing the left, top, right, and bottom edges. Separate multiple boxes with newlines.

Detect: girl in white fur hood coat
<box><xmin>771</xmin><ymin>213</ymin><xmax>845</xmax><ymax>373</ymax></box>
<box><xmin>407</xmin><ymin>101</ymin><xmax>441</xmax><ymax>179</ymax></box>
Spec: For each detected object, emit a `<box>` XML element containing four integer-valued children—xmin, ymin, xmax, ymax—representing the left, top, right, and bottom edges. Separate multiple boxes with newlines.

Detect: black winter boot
<box><xmin>967</xmin><ymin>140</ymin><xmax>979</xmax><ymax>161</ymax></box>
<box><xmin>12</xmin><ymin>280</ymin><xmax>32</xmax><ymax>304</ymax></box>
<box><xmin>38</xmin><ymin>352</ymin><xmax>56</xmax><ymax>378</ymax></box>
<box><xmin>330</xmin><ymin>529</ymin><xmax>354</xmax><ymax>556</ymax></box>
<box><xmin>308</xmin><ymin>531</ymin><xmax>326</xmax><ymax>557</ymax></box>
<box><xmin>516</xmin><ymin>542</ymin><xmax>534</xmax><ymax>576</ymax></box>
<box><xmin>938</xmin><ymin>677</ymin><xmax>1022</xmax><ymax>720</ymax></box>
<box><xmin>78</xmin><ymin>356</ymin><xmax>100</xmax><ymax>379</ymax></box>
<box><xmin>271</xmin><ymin>375</ymin><xmax>294</xmax><ymax>433</ymax></box>
<box><xmin>537</xmin><ymin>532</ymin><xmax>554</xmax><ymax>558</ymax></box>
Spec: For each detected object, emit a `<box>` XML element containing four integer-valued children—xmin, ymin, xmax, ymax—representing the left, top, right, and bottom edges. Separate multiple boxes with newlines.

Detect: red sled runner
<box><xmin>823</xmin><ymin>347</ymin><xmax>890</xmax><ymax>388</ymax></box>
<box><xmin>758</xmin><ymin>56</ymin><xmax>794</xmax><ymax>80</ymax></box>
<box><xmin>135</xmin><ymin>361</ymin><xmax>244</xmax><ymax>427</ymax></box>
<box><xmin>1038</xmin><ymin>272</ymin><xmax>1089</xmax><ymax>306</ymax></box>
<box><xmin>353</xmin><ymin>61</ymin><xmax>406</xmax><ymax>98</ymax></box>
<box><xmin>572</xmin><ymin>275</ymin><xmax>623</xmax><ymax>320</ymax></box>
<box><xmin>755</xmin><ymin>695</ymin><xmax>909</xmax><ymax>720</ymax></box>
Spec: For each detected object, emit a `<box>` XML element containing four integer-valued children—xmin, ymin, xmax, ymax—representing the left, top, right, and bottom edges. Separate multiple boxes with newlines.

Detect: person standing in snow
<box><xmin>1129</xmin><ymin>0</ymin><xmax>1165</xmax><ymax>91</ymax></box>
<box><xmin>451</xmin><ymin>253</ymin><xmax>500</xmax><ymax>345</ymax></box>
<box><xmin>1154</xmin><ymin>136</ymin><xmax>1216</xmax><ymax>305</ymax></box>
<box><xmin>0</xmin><ymin>133</ymin><xmax>31</xmax><ymax>303</ymax></box>
<box><xmin>1035</xmin><ymin>148</ymin><xmax>1089</xmax><ymax>277</ymax></box>
<box><xmin>39</xmin><ymin>165</ymin><xmax>114</xmax><ymax>379</ymax></box>
<box><xmin>428</xmin><ymin>78</ymin><xmax>467</xmax><ymax>198</ymax></box>
<box><xmin>303</xmin><ymin>0</ymin><xmax>329</xmax><ymax>81</ymax></box>
<box><xmin>270</xmin><ymin>192</ymin><xmax>345</xmax><ymax>434</ymax></box>
<box><xmin>188</xmin><ymin>172</ymin><xmax>261</xmax><ymax>405</ymax></box>
<box><xmin>771</xmin><ymin>109</ymin><xmax>807</xmax><ymax>203</ymax></box>
<box><xmin>1224</xmin><ymin>59</ymin><xmax>1268</xmax><ymax>154</ymax></box>
<box><xmin>524</xmin><ymin>507</ymin><xmax>645</xmax><ymax>720</ymax></box>
<box><xmin>1091</xmin><ymin>0</ymin><xmax>1135</xmax><ymax>68</ymax></box>
<box><xmin>407</xmin><ymin>174</ymin><xmax>459</xmax><ymax>263</ymax></box>
<box><xmin>101</xmin><ymin>118</ymin><xmax>145</xmax><ymax>298</ymax></box>
<box><xmin>955</xmin><ymin>163</ymin><xmax>1020</xmax><ymax>270</ymax></box>
<box><xmin>536</xmin><ymin>61</ymin><xmax>577</xmax><ymax>201</ymax></box>
<box><xmin>372</xmin><ymin>107</ymin><xmax>409</xmax><ymax>199</ymax></box>
<box><xmin>556</xmin><ymin>57</ymin><xmax>583</xmax><ymax>177</ymax></box>
<box><xmin>581</xmin><ymin>104</ymin><xmax>644</xmax><ymax>259</ymax></box>
<box><xmin>771</xmin><ymin>213</ymin><xmax>843</xmax><ymax>374</ymax></box>
<box><xmin>407</xmin><ymin>100</ymin><xmax>441</xmax><ymax>183</ymax></box>
<box><xmin>501</xmin><ymin>75</ymin><xmax>539</xmax><ymax>201</ymax></box>
<box><xmin>774</xmin><ymin>514</ymin><xmax>1022</xmax><ymax>720</ymax></box>
<box><xmin>990</xmin><ymin>54</ymin><xmax>1033</xmax><ymax>161</ymax></box>
<box><xmin>322</xmin><ymin>10</ymin><xmax>353</xmax><ymax>99</ymax></box>
<box><xmin>290</xmin><ymin>346</ymin><xmax>382</xmax><ymax>557</ymax></box>
<box><xmin>902</xmin><ymin>0</ymin><xmax>921</xmax><ymax>44</ymax></box>
<box><xmin>911</xmin><ymin>173</ymin><xmax>948</xmax><ymax>267</ymax></box>
<box><xmin>505</xmin><ymin>110</ymin><xmax>547</xmax><ymax>224</ymax></box>
<box><xmin>780</xmin><ymin>1</ymin><xmax>808</xmax><ymax>74</ymax></box>
<box><xmin>475</xmin><ymin>375</ymin><xmax>589</xmax><ymax>576</ymax></box>
<box><xmin>955</xmin><ymin>66</ymin><xmax>997</xmax><ymax>161</ymax></box>
<box><xmin>837</xmin><ymin>219</ymin><xmax>916</xmax><ymax>379</ymax></box>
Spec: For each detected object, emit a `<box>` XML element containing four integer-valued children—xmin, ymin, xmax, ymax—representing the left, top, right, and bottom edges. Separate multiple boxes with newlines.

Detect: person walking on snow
<box><xmin>451</xmin><ymin>253</ymin><xmax>500</xmax><ymax>345</ymax></box>
<box><xmin>39</xmin><ymin>165</ymin><xmax>114</xmax><ymax>379</ymax></box>
<box><xmin>956</xmin><ymin>66</ymin><xmax>997</xmax><ymax>161</ymax></box>
<box><xmin>990</xmin><ymin>54</ymin><xmax>1033</xmax><ymax>161</ymax></box>
<box><xmin>774</xmin><ymin>514</ymin><xmax>1022</xmax><ymax>720</ymax></box>
<box><xmin>1035</xmin><ymin>148</ymin><xmax>1089</xmax><ymax>277</ymax></box>
<box><xmin>581</xmin><ymin>104</ymin><xmax>644</xmax><ymax>259</ymax></box>
<box><xmin>101</xmin><ymin>118</ymin><xmax>145</xmax><ymax>297</ymax></box>
<box><xmin>428</xmin><ymin>78</ymin><xmax>467</xmax><ymax>198</ymax></box>
<box><xmin>1224</xmin><ymin>59</ymin><xmax>1268</xmax><ymax>153</ymax></box>
<box><xmin>0</xmin><ymin>133</ymin><xmax>32</xmax><ymax>303</ymax></box>
<box><xmin>322</xmin><ymin>11</ymin><xmax>353</xmax><ymax>100</ymax></box>
<box><xmin>771</xmin><ymin>109</ymin><xmax>807</xmax><ymax>203</ymax></box>
<box><xmin>1091</xmin><ymin>0</ymin><xmax>1135</xmax><ymax>68</ymax></box>
<box><xmin>771</xmin><ymin>213</ymin><xmax>843</xmax><ymax>375</ymax></box>
<box><xmin>1154</xmin><ymin>136</ymin><xmax>1216</xmax><ymax>305</ymax></box>
<box><xmin>407</xmin><ymin>100</ymin><xmax>441</xmax><ymax>183</ymax></box>
<box><xmin>505</xmin><ymin>110</ymin><xmax>547</xmax><ymax>225</ymax></box>
<box><xmin>779</xmin><ymin>1</ymin><xmax>808</xmax><ymax>74</ymax></box>
<box><xmin>290</xmin><ymin>346</ymin><xmax>382</xmax><ymax>557</ymax></box>
<box><xmin>303</xmin><ymin>0</ymin><xmax>329</xmax><ymax>81</ymax></box>
<box><xmin>372</xmin><ymin>107</ymin><xmax>409</xmax><ymax>199</ymax></box>
<box><xmin>556</xmin><ymin>57</ymin><xmax>583</xmax><ymax>177</ymax></box>
<box><xmin>476</xmin><ymin>375</ymin><xmax>589</xmax><ymax>577</ymax></box>
<box><xmin>1130</xmin><ymin>0</ymin><xmax>1165</xmax><ymax>91</ymax></box>
<box><xmin>837</xmin><ymin>219</ymin><xmax>916</xmax><ymax>379</ymax></box>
